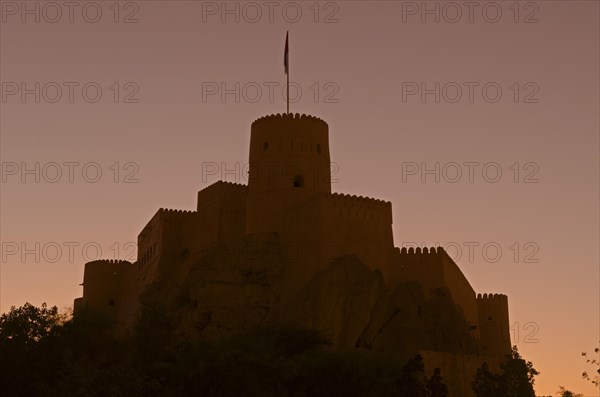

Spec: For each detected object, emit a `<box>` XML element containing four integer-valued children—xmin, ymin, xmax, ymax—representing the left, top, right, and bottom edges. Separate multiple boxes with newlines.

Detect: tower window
<box><xmin>263</xmin><ymin>142</ymin><xmax>268</xmax><ymax>150</ymax></box>
<box><xmin>293</xmin><ymin>175</ymin><xmax>304</xmax><ymax>188</ymax></box>
<box><xmin>317</xmin><ymin>144</ymin><xmax>321</xmax><ymax>154</ymax></box>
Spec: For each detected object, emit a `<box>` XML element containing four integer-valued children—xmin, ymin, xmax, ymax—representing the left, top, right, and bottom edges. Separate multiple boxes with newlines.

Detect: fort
<box><xmin>74</xmin><ymin>112</ymin><xmax>511</xmax><ymax>397</ymax></box>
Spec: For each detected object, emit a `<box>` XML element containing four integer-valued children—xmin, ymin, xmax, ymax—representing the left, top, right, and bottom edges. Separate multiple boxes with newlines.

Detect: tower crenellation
<box><xmin>476</xmin><ymin>292</ymin><xmax>508</xmax><ymax>300</ymax></box>
<box><xmin>398</xmin><ymin>246</ymin><xmax>444</xmax><ymax>255</ymax></box>
<box><xmin>251</xmin><ymin>112</ymin><xmax>328</xmax><ymax>127</ymax></box>
<box><xmin>158</xmin><ymin>208</ymin><xmax>196</xmax><ymax>215</ymax></box>
<box><xmin>85</xmin><ymin>259</ymin><xmax>132</xmax><ymax>266</ymax></box>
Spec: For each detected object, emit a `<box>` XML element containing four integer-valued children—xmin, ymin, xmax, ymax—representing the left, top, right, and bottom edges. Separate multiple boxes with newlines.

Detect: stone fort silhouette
<box><xmin>74</xmin><ymin>112</ymin><xmax>511</xmax><ymax>397</ymax></box>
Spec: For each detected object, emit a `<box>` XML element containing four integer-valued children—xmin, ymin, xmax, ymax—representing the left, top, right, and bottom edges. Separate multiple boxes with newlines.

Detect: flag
<box><xmin>284</xmin><ymin>31</ymin><xmax>289</xmax><ymax>75</ymax></box>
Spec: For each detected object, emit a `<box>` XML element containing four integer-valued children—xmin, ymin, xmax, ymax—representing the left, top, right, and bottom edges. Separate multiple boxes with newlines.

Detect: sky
<box><xmin>1</xmin><ymin>1</ymin><xmax>599</xmax><ymax>395</ymax></box>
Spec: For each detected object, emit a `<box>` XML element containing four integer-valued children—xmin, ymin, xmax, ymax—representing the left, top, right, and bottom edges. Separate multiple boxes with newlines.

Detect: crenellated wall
<box><xmin>122</xmin><ymin>208</ymin><xmax>199</xmax><ymax>328</ymax></box>
<box><xmin>138</xmin><ymin>208</ymin><xmax>197</xmax><ymax>276</ymax></box>
<box><xmin>391</xmin><ymin>247</ymin><xmax>446</xmax><ymax>289</ymax></box>
<box><xmin>320</xmin><ymin>192</ymin><xmax>394</xmax><ymax>278</ymax></box>
<box><xmin>153</xmin><ymin>208</ymin><xmax>197</xmax><ymax>267</ymax></box>
<box><xmin>197</xmin><ymin>180</ymin><xmax>248</xmax><ymax>244</ymax></box>
<box><xmin>279</xmin><ymin>191</ymin><xmax>394</xmax><ymax>300</ymax></box>
<box><xmin>137</xmin><ymin>209</ymin><xmax>163</xmax><ymax>277</ymax></box>
<box><xmin>390</xmin><ymin>246</ymin><xmax>479</xmax><ymax>334</ymax></box>
<box><xmin>326</xmin><ymin>192</ymin><xmax>392</xmax><ymax>223</ymax></box>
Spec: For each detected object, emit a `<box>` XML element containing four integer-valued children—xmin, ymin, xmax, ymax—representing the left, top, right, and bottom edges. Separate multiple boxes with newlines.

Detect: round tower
<box><xmin>246</xmin><ymin>113</ymin><xmax>331</xmax><ymax>234</ymax></box>
<box><xmin>80</xmin><ymin>259</ymin><xmax>133</xmax><ymax>321</ymax></box>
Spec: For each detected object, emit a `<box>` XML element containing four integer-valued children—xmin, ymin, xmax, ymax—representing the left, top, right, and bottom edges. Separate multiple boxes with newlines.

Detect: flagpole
<box><xmin>286</xmin><ymin>31</ymin><xmax>290</xmax><ymax>114</ymax></box>
<box><xmin>284</xmin><ymin>31</ymin><xmax>290</xmax><ymax>114</ymax></box>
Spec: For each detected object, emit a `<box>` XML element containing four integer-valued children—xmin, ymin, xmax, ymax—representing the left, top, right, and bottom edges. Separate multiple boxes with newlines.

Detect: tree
<box><xmin>0</xmin><ymin>302</ymin><xmax>67</xmax><ymax>396</ymax></box>
<box><xmin>581</xmin><ymin>342</ymin><xmax>600</xmax><ymax>388</ymax></box>
<box><xmin>556</xmin><ymin>385</ymin><xmax>583</xmax><ymax>397</ymax></box>
<box><xmin>395</xmin><ymin>355</ymin><xmax>448</xmax><ymax>397</ymax></box>
<box><xmin>472</xmin><ymin>345</ymin><xmax>539</xmax><ymax>397</ymax></box>
<box><xmin>426</xmin><ymin>368</ymin><xmax>449</xmax><ymax>397</ymax></box>
<box><xmin>500</xmin><ymin>345</ymin><xmax>539</xmax><ymax>397</ymax></box>
<box><xmin>0</xmin><ymin>302</ymin><xmax>63</xmax><ymax>348</ymax></box>
<box><xmin>472</xmin><ymin>362</ymin><xmax>502</xmax><ymax>397</ymax></box>
<box><xmin>396</xmin><ymin>354</ymin><xmax>428</xmax><ymax>397</ymax></box>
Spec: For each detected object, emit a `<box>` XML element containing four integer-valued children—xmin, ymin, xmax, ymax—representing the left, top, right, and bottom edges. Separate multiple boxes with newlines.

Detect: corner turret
<box><xmin>476</xmin><ymin>293</ymin><xmax>511</xmax><ymax>360</ymax></box>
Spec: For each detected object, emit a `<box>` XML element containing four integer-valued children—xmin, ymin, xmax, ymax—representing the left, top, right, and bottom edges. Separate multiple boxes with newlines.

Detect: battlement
<box><xmin>252</xmin><ymin>112</ymin><xmax>328</xmax><ymax>127</ymax></box>
<box><xmin>396</xmin><ymin>246</ymin><xmax>445</xmax><ymax>255</ymax></box>
<box><xmin>477</xmin><ymin>293</ymin><xmax>508</xmax><ymax>301</ymax></box>
<box><xmin>158</xmin><ymin>208</ymin><xmax>196</xmax><ymax>215</ymax></box>
<box><xmin>294</xmin><ymin>192</ymin><xmax>392</xmax><ymax>223</ymax></box>
<box><xmin>197</xmin><ymin>180</ymin><xmax>248</xmax><ymax>195</ymax></box>
<box><xmin>328</xmin><ymin>192</ymin><xmax>391</xmax><ymax>208</ymax></box>
<box><xmin>157</xmin><ymin>208</ymin><xmax>198</xmax><ymax>224</ymax></box>
<box><xmin>197</xmin><ymin>180</ymin><xmax>248</xmax><ymax>212</ymax></box>
<box><xmin>85</xmin><ymin>259</ymin><xmax>133</xmax><ymax>266</ymax></box>
<box><xmin>249</xmin><ymin>113</ymin><xmax>330</xmax><ymax>159</ymax></box>
<box><xmin>86</xmin><ymin>259</ymin><xmax>131</xmax><ymax>265</ymax></box>
<box><xmin>82</xmin><ymin>260</ymin><xmax>133</xmax><ymax>286</ymax></box>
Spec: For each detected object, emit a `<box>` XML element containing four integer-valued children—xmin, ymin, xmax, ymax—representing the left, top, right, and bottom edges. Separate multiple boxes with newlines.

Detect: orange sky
<box><xmin>1</xmin><ymin>1</ymin><xmax>599</xmax><ymax>395</ymax></box>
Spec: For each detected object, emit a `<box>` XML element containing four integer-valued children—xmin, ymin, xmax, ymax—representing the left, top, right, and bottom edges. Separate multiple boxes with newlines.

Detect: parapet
<box><xmin>476</xmin><ymin>293</ymin><xmax>509</xmax><ymax>320</ymax></box>
<box><xmin>158</xmin><ymin>208</ymin><xmax>196</xmax><ymax>215</ymax></box>
<box><xmin>283</xmin><ymin>191</ymin><xmax>393</xmax><ymax>228</ymax></box>
<box><xmin>197</xmin><ymin>180</ymin><xmax>248</xmax><ymax>211</ymax></box>
<box><xmin>329</xmin><ymin>192</ymin><xmax>390</xmax><ymax>208</ymax></box>
<box><xmin>324</xmin><ymin>192</ymin><xmax>392</xmax><ymax>223</ymax></box>
<box><xmin>198</xmin><ymin>180</ymin><xmax>248</xmax><ymax>195</ymax></box>
<box><xmin>477</xmin><ymin>293</ymin><xmax>508</xmax><ymax>300</ymax></box>
<box><xmin>83</xmin><ymin>259</ymin><xmax>134</xmax><ymax>284</ymax></box>
<box><xmin>396</xmin><ymin>246</ymin><xmax>445</xmax><ymax>255</ymax></box>
<box><xmin>138</xmin><ymin>208</ymin><xmax>198</xmax><ymax>239</ymax></box>
<box><xmin>85</xmin><ymin>259</ymin><xmax>133</xmax><ymax>267</ymax></box>
<box><xmin>393</xmin><ymin>246</ymin><xmax>446</xmax><ymax>273</ymax></box>
<box><xmin>251</xmin><ymin>113</ymin><xmax>328</xmax><ymax>128</ymax></box>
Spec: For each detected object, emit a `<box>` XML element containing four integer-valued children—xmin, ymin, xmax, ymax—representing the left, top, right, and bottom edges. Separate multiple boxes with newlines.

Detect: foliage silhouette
<box><xmin>0</xmin><ymin>302</ymin><xmax>454</xmax><ymax>397</ymax></box>
<box><xmin>581</xmin><ymin>342</ymin><xmax>600</xmax><ymax>388</ymax></box>
<box><xmin>554</xmin><ymin>385</ymin><xmax>583</xmax><ymax>397</ymax></box>
<box><xmin>472</xmin><ymin>345</ymin><xmax>538</xmax><ymax>397</ymax></box>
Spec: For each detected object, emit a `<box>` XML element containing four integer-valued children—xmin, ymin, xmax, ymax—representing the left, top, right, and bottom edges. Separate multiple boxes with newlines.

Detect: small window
<box><xmin>317</xmin><ymin>144</ymin><xmax>321</xmax><ymax>154</ymax></box>
<box><xmin>263</xmin><ymin>142</ymin><xmax>268</xmax><ymax>150</ymax></box>
<box><xmin>293</xmin><ymin>175</ymin><xmax>304</xmax><ymax>188</ymax></box>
